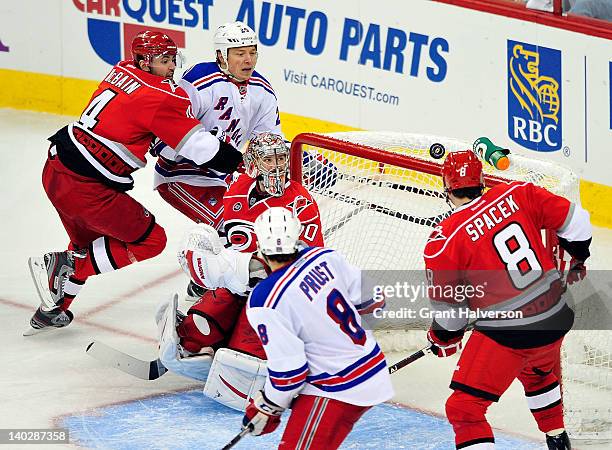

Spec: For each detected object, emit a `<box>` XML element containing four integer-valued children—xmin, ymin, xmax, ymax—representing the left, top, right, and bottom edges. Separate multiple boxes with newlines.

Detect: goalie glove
<box><xmin>242</xmin><ymin>390</ymin><xmax>284</xmax><ymax>436</ymax></box>
<box><xmin>427</xmin><ymin>325</ymin><xmax>464</xmax><ymax>358</ymax></box>
<box><xmin>178</xmin><ymin>224</ymin><xmax>251</xmax><ymax>294</ymax></box>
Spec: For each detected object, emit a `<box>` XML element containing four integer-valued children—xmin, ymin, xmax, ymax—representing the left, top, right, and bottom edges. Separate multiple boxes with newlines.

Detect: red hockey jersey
<box><xmin>50</xmin><ymin>61</ymin><xmax>212</xmax><ymax>191</ymax></box>
<box><xmin>423</xmin><ymin>181</ymin><xmax>579</xmax><ymax>348</ymax></box>
<box><xmin>223</xmin><ymin>174</ymin><xmax>324</xmax><ymax>253</ymax></box>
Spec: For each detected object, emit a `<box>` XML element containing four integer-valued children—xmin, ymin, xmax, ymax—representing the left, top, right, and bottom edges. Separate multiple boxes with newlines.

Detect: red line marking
<box><xmin>0</xmin><ymin>297</ymin><xmax>156</xmax><ymax>343</ymax></box>
<box><xmin>3</xmin><ymin>268</ymin><xmax>183</xmax><ymax>342</ymax></box>
<box><xmin>79</xmin><ymin>269</ymin><xmax>182</xmax><ymax>319</ymax></box>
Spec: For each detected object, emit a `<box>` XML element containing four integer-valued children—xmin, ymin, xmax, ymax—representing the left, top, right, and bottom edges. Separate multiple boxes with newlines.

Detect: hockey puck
<box><xmin>429</xmin><ymin>143</ymin><xmax>446</xmax><ymax>159</ymax></box>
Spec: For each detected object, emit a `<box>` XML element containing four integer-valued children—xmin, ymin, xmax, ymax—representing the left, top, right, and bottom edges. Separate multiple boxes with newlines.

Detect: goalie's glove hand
<box><xmin>427</xmin><ymin>327</ymin><xmax>464</xmax><ymax>358</ymax></box>
<box><xmin>567</xmin><ymin>259</ymin><xmax>586</xmax><ymax>285</ymax></box>
<box><xmin>242</xmin><ymin>391</ymin><xmax>284</xmax><ymax>436</ymax></box>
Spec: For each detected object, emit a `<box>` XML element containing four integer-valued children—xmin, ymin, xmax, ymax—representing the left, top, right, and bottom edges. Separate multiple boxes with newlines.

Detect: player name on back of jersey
<box><xmin>465</xmin><ymin>194</ymin><xmax>519</xmax><ymax>242</ymax></box>
<box><xmin>298</xmin><ymin>261</ymin><xmax>334</xmax><ymax>301</ymax></box>
<box><xmin>103</xmin><ymin>68</ymin><xmax>142</xmax><ymax>95</ymax></box>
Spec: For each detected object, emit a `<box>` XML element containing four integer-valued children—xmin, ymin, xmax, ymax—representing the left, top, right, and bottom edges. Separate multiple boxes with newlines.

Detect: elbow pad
<box><xmin>205</xmin><ymin>140</ymin><xmax>243</xmax><ymax>173</ymax></box>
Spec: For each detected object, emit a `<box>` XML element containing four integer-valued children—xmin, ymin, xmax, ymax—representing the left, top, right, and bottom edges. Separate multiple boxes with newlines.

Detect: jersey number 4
<box><xmin>493</xmin><ymin>222</ymin><xmax>543</xmax><ymax>289</ymax></box>
<box><xmin>78</xmin><ymin>89</ymin><xmax>117</xmax><ymax>130</ymax></box>
<box><xmin>327</xmin><ymin>289</ymin><xmax>366</xmax><ymax>346</ymax></box>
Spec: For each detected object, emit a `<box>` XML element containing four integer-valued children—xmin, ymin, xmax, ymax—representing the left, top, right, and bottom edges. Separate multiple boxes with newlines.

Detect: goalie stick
<box><xmin>85</xmin><ymin>341</ymin><xmax>167</xmax><ymax>380</ymax></box>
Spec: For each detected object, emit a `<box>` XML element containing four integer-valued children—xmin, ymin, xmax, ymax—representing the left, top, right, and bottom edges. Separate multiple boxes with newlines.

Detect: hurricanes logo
<box><xmin>507</xmin><ymin>41</ymin><xmax>562</xmax><ymax>152</ymax></box>
<box><xmin>225</xmin><ymin>220</ymin><xmax>255</xmax><ymax>252</ymax></box>
<box><xmin>427</xmin><ymin>226</ymin><xmax>447</xmax><ymax>243</ymax></box>
<box><xmin>287</xmin><ymin>196</ymin><xmax>312</xmax><ymax>216</ymax></box>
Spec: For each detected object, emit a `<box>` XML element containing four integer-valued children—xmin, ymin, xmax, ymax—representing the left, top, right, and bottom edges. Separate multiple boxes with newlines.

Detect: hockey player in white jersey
<box><xmin>152</xmin><ymin>21</ymin><xmax>282</xmax><ymax>232</ymax></box>
<box><xmin>237</xmin><ymin>207</ymin><xmax>393</xmax><ymax>449</ymax></box>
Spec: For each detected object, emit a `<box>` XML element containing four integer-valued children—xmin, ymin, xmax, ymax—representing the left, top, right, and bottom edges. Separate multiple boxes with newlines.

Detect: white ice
<box><xmin>0</xmin><ymin>109</ymin><xmax>610</xmax><ymax>449</ymax></box>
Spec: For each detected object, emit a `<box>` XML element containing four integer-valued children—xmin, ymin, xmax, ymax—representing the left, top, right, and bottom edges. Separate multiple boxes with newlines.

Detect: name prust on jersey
<box><xmin>372</xmin><ymin>307</ymin><xmax>524</xmax><ymax>320</ymax></box>
<box><xmin>465</xmin><ymin>194</ymin><xmax>519</xmax><ymax>242</ymax></box>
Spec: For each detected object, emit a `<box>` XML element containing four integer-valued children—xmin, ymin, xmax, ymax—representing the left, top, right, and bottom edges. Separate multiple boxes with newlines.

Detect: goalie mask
<box><xmin>244</xmin><ymin>133</ymin><xmax>290</xmax><ymax>197</ymax></box>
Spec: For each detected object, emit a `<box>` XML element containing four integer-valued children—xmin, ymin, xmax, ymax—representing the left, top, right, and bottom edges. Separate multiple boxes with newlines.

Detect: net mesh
<box><xmin>292</xmin><ymin>131</ymin><xmax>610</xmax><ymax>440</ymax></box>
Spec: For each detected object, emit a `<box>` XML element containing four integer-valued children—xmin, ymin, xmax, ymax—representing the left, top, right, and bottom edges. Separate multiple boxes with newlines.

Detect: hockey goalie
<box><xmin>156</xmin><ymin>133</ymin><xmax>324</xmax><ymax>411</ymax></box>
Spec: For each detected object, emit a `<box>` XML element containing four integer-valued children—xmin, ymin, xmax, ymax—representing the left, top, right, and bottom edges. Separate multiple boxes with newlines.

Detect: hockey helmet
<box><xmin>254</xmin><ymin>207</ymin><xmax>302</xmax><ymax>256</ymax></box>
<box><xmin>131</xmin><ymin>31</ymin><xmax>178</xmax><ymax>65</ymax></box>
<box><xmin>441</xmin><ymin>150</ymin><xmax>484</xmax><ymax>192</ymax></box>
<box><xmin>244</xmin><ymin>133</ymin><xmax>290</xmax><ymax>197</ymax></box>
<box><xmin>213</xmin><ymin>22</ymin><xmax>258</xmax><ymax>66</ymax></box>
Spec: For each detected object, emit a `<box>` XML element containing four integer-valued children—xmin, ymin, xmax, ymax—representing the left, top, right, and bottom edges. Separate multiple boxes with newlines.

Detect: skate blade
<box><xmin>23</xmin><ymin>326</ymin><xmax>56</xmax><ymax>337</ymax></box>
<box><xmin>27</xmin><ymin>257</ymin><xmax>56</xmax><ymax>310</ymax></box>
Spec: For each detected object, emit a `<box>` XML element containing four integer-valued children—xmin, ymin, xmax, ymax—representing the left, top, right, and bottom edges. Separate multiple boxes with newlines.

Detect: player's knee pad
<box><xmin>445</xmin><ymin>390</ymin><xmax>489</xmax><ymax>425</ymax></box>
<box><xmin>146</xmin><ymin>223</ymin><xmax>167</xmax><ymax>257</ymax></box>
<box><xmin>129</xmin><ymin>223</ymin><xmax>167</xmax><ymax>261</ymax></box>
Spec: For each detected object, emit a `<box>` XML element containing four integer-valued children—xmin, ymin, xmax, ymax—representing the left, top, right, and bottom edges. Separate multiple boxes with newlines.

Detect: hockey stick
<box><xmin>320</xmin><ymin>189</ymin><xmax>450</xmax><ymax>228</ymax></box>
<box><xmin>221</xmin><ymin>424</ymin><xmax>254</xmax><ymax>450</ymax></box>
<box><xmin>85</xmin><ymin>341</ymin><xmax>167</xmax><ymax>380</ymax></box>
<box><xmin>388</xmin><ymin>345</ymin><xmax>432</xmax><ymax>374</ymax></box>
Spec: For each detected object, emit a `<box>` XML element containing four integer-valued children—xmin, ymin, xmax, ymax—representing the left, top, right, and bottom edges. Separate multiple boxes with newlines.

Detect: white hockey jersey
<box><xmin>153</xmin><ymin>61</ymin><xmax>283</xmax><ymax>189</ymax></box>
<box><xmin>247</xmin><ymin>247</ymin><xmax>393</xmax><ymax>409</ymax></box>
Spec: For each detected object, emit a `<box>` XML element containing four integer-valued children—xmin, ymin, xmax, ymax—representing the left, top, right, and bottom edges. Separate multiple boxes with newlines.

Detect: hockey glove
<box><xmin>242</xmin><ymin>390</ymin><xmax>284</xmax><ymax>436</ymax></box>
<box><xmin>566</xmin><ymin>259</ymin><xmax>586</xmax><ymax>285</ymax></box>
<box><xmin>204</xmin><ymin>127</ymin><xmax>243</xmax><ymax>173</ymax></box>
<box><xmin>427</xmin><ymin>327</ymin><xmax>464</xmax><ymax>358</ymax></box>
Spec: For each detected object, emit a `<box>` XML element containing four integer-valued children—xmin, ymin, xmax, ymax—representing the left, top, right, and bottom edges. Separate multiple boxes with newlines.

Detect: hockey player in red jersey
<box><xmin>423</xmin><ymin>151</ymin><xmax>592</xmax><ymax>450</ymax></box>
<box><xmin>25</xmin><ymin>31</ymin><xmax>243</xmax><ymax>335</ymax></box>
<box><xmin>173</xmin><ymin>133</ymin><xmax>323</xmax><ymax>360</ymax></box>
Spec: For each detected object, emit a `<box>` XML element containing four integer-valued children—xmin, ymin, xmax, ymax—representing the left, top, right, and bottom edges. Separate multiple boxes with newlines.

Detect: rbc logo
<box><xmin>507</xmin><ymin>40</ymin><xmax>562</xmax><ymax>152</ymax></box>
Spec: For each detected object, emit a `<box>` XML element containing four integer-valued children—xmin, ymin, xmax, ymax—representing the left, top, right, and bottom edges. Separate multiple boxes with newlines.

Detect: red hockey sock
<box><xmin>74</xmin><ymin>225</ymin><xmax>166</xmax><ymax>279</ymax></box>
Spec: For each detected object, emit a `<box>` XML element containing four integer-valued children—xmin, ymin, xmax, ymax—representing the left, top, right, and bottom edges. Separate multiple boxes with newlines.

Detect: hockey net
<box><xmin>290</xmin><ymin>131</ymin><xmax>611</xmax><ymax>440</ymax></box>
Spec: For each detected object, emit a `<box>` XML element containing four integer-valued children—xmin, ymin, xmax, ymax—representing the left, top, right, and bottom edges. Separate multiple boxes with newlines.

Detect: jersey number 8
<box><xmin>493</xmin><ymin>222</ymin><xmax>543</xmax><ymax>289</ymax></box>
<box><xmin>327</xmin><ymin>289</ymin><xmax>366</xmax><ymax>346</ymax></box>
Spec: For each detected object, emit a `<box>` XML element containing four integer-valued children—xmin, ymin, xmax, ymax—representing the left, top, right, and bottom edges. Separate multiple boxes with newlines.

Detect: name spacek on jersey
<box><xmin>49</xmin><ymin>60</ymin><xmax>219</xmax><ymax>191</ymax></box>
<box><xmin>424</xmin><ymin>181</ymin><xmax>591</xmax><ymax>348</ymax></box>
<box><xmin>153</xmin><ymin>62</ymin><xmax>282</xmax><ymax>189</ymax></box>
<box><xmin>247</xmin><ymin>247</ymin><xmax>393</xmax><ymax>409</ymax></box>
<box><xmin>222</xmin><ymin>173</ymin><xmax>323</xmax><ymax>253</ymax></box>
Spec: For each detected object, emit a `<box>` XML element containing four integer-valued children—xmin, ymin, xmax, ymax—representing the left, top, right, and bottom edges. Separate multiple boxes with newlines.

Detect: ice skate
<box><xmin>28</xmin><ymin>251</ymin><xmax>76</xmax><ymax>309</ymax></box>
<box><xmin>23</xmin><ymin>306</ymin><xmax>74</xmax><ymax>336</ymax></box>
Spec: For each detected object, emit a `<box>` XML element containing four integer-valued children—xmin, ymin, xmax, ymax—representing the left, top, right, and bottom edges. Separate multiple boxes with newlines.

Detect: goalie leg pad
<box><xmin>203</xmin><ymin>348</ymin><xmax>267</xmax><ymax>411</ymax></box>
<box><xmin>227</xmin><ymin>307</ymin><xmax>267</xmax><ymax>360</ymax></box>
<box><xmin>156</xmin><ymin>293</ymin><xmax>213</xmax><ymax>382</ymax></box>
<box><xmin>177</xmin><ymin>289</ymin><xmax>243</xmax><ymax>353</ymax></box>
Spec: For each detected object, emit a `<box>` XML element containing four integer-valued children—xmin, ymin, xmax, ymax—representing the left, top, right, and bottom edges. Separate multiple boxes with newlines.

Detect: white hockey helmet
<box><xmin>244</xmin><ymin>133</ymin><xmax>290</xmax><ymax>197</ymax></box>
<box><xmin>213</xmin><ymin>21</ymin><xmax>258</xmax><ymax>67</ymax></box>
<box><xmin>254</xmin><ymin>207</ymin><xmax>302</xmax><ymax>256</ymax></box>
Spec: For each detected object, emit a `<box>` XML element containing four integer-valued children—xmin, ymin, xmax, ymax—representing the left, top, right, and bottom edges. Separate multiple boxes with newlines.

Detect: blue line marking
<box><xmin>61</xmin><ymin>390</ymin><xmax>542</xmax><ymax>449</ymax></box>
